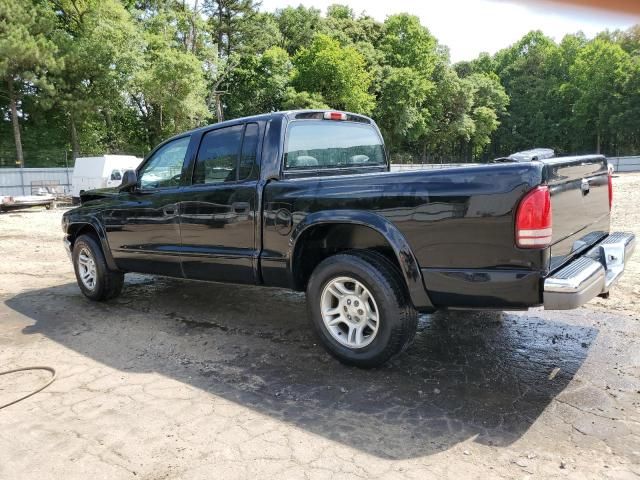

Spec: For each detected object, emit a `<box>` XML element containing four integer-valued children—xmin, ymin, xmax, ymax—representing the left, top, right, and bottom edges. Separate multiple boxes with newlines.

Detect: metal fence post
<box><xmin>19</xmin><ymin>166</ymin><xmax>25</xmax><ymax>195</ymax></box>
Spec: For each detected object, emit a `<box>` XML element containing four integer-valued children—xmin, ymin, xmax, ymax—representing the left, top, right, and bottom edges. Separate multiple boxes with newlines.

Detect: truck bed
<box><xmin>263</xmin><ymin>156</ymin><xmax>610</xmax><ymax>309</ymax></box>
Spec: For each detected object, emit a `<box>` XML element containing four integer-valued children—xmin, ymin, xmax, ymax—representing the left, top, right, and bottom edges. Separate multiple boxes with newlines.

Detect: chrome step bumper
<box><xmin>544</xmin><ymin>232</ymin><xmax>635</xmax><ymax>310</ymax></box>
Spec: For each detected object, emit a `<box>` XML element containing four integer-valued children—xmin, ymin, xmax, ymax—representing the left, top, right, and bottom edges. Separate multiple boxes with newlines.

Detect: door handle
<box><xmin>163</xmin><ymin>203</ymin><xmax>178</xmax><ymax>216</ymax></box>
<box><xmin>231</xmin><ymin>201</ymin><xmax>250</xmax><ymax>214</ymax></box>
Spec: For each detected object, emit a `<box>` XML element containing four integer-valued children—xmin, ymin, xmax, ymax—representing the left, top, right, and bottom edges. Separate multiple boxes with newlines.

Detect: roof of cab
<box><xmin>166</xmin><ymin>110</ymin><xmax>373</xmax><ymax>141</ymax></box>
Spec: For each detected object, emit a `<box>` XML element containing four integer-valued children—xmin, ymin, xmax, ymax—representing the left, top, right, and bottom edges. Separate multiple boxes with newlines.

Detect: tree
<box><xmin>281</xmin><ymin>88</ymin><xmax>329</xmax><ymax>110</ymax></box>
<box><xmin>569</xmin><ymin>38</ymin><xmax>630</xmax><ymax>153</ymax></box>
<box><xmin>204</xmin><ymin>0</ymin><xmax>260</xmax><ymax>58</ymax></box>
<box><xmin>375</xmin><ymin>67</ymin><xmax>432</xmax><ymax>154</ymax></box>
<box><xmin>203</xmin><ymin>0</ymin><xmax>266</xmax><ymax>121</ymax></box>
<box><xmin>323</xmin><ymin>6</ymin><xmax>382</xmax><ymax>47</ymax></box>
<box><xmin>224</xmin><ymin>46</ymin><xmax>292</xmax><ymax>118</ymax></box>
<box><xmin>614</xmin><ymin>56</ymin><xmax>640</xmax><ymax>154</ymax></box>
<box><xmin>275</xmin><ymin>5</ymin><xmax>323</xmax><ymax>56</ymax></box>
<box><xmin>0</xmin><ymin>0</ymin><xmax>57</xmax><ymax>166</ymax></box>
<box><xmin>420</xmin><ymin>64</ymin><xmax>475</xmax><ymax>161</ymax></box>
<box><xmin>132</xmin><ymin>26</ymin><xmax>209</xmax><ymax>147</ymax></box>
<box><xmin>492</xmin><ymin>31</ymin><xmax>561</xmax><ymax>155</ymax></box>
<box><xmin>618</xmin><ymin>25</ymin><xmax>640</xmax><ymax>55</ymax></box>
<box><xmin>464</xmin><ymin>73</ymin><xmax>509</xmax><ymax>157</ymax></box>
<box><xmin>293</xmin><ymin>34</ymin><xmax>374</xmax><ymax>114</ymax></box>
<box><xmin>49</xmin><ymin>0</ymin><xmax>142</xmax><ymax>158</ymax></box>
<box><xmin>380</xmin><ymin>14</ymin><xmax>438</xmax><ymax>76</ymax></box>
<box><xmin>3</xmin><ymin>0</ymin><xmax>640</xmax><ymax>167</ymax></box>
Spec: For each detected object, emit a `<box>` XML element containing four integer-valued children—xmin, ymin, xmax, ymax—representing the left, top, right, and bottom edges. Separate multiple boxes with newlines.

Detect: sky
<box><xmin>260</xmin><ymin>0</ymin><xmax>638</xmax><ymax>62</ymax></box>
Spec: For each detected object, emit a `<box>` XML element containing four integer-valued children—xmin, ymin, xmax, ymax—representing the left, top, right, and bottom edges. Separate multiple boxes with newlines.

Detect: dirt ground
<box><xmin>1</xmin><ymin>174</ymin><xmax>639</xmax><ymax>479</ymax></box>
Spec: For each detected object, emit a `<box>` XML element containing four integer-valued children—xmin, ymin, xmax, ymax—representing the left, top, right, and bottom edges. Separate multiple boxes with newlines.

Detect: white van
<box><xmin>71</xmin><ymin>155</ymin><xmax>142</xmax><ymax>203</ymax></box>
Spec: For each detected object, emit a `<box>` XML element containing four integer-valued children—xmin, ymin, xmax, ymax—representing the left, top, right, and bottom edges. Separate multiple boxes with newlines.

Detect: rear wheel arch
<box><xmin>289</xmin><ymin>214</ymin><xmax>433</xmax><ymax>311</ymax></box>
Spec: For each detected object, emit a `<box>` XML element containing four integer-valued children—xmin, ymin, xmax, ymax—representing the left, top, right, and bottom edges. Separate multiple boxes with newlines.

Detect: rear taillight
<box><xmin>608</xmin><ymin>173</ymin><xmax>613</xmax><ymax>211</ymax></box>
<box><xmin>516</xmin><ymin>186</ymin><xmax>552</xmax><ymax>248</ymax></box>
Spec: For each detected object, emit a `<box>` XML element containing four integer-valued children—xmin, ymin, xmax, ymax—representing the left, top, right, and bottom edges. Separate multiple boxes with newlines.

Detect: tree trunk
<box><xmin>217</xmin><ymin>4</ymin><xmax>224</xmax><ymax>58</ymax></box>
<box><xmin>596</xmin><ymin>128</ymin><xmax>601</xmax><ymax>154</ymax></box>
<box><xmin>7</xmin><ymin>78</ymin><xmax>24</xmax><ymax>168</ymax></box>
<box><xmin>70</xmin><ymin>114</ymin><xmax>80</xmax><ymax>161</ymax></box>
<box><xmin>102</xmin><ymin>109</ymin><xmax>115</xmax><ymax>151</ymax></box>
<box><xmin>215</xmin><ymin>93</ymin><xmax>224</xmax><ymax>122</ymax></box>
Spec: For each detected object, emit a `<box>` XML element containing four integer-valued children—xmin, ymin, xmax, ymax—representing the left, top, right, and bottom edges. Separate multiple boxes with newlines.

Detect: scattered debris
<box><xmin>513</xmin><ymin>458</ymin><xmax>529</xmax><ymax>468</ymax></box>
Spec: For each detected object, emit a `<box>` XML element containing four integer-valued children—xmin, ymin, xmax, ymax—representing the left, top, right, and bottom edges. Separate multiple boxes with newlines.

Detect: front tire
<box><xmin>72</xmin><ymin>234</ymin><xmax>124</xmax><ymax>301</ymax></box>
<box><xmin>306</xmin><ymin>250</ymin><xmax>418</xmax><ymax>368</ymax></box>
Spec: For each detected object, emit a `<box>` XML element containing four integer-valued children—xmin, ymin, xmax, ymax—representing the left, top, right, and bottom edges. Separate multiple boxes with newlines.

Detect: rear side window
<box><xmin>193</xmin><ymin>123</ymin><xmax>260</xmax><ymax>184</ymax></box>
<box><xmin>239</xmin><ymin>123</ymin><xmax>259</xmax><ymax>181</ymax></box>
<box><xmin>193</xmin><ymin>125</ymin><xmax>243</xmax><ymax>184</ymax></box>
<box><xmin>285</xmin><ymin>121</ymin><xmax>385</xmax><ymax>170</ymax></box>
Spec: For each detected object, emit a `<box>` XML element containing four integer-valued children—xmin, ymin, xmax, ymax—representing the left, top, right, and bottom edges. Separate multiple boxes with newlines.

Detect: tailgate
<box><xmin>542</xmin><ymin>155</ymin><xmax>610</xmax><ymax>271</ymax></box>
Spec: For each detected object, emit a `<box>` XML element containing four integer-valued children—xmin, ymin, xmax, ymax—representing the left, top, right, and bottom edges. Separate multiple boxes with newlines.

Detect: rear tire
<box><xmin>306</xmin><ymin>250</ymin><xmax>418</xmax><ymax>368</ymax></box>
<box><xmin>72</xmin><ymin>234</ymin><xmax>124</xmax><ymax>301</ymax></box>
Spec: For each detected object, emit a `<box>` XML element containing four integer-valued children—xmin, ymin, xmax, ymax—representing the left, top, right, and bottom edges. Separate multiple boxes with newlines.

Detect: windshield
<box><xmin>285</xmin><ymin>121</ymin><xmax>386</xmax><ymax>170</ymax></box>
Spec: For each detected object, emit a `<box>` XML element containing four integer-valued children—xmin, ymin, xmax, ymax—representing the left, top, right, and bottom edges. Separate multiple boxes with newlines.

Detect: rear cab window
<box><xmin>284</xmin><ymin>121</ymin><xmax>386</xmax><ymax>172</ymax></box>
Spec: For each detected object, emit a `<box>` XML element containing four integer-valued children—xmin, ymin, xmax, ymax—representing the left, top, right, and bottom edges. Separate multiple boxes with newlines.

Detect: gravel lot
<box><xmin>1</xmin><ymin>173</ymin><xmax>639</xmax><ymax>479</ymax></box>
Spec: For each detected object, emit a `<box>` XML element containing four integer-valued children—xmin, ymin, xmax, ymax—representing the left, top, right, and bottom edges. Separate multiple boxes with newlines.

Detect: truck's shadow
<box><xmin>6</xmin><ymin>276</ymin><xmax>596</xmax><ymax>459</ymax></box>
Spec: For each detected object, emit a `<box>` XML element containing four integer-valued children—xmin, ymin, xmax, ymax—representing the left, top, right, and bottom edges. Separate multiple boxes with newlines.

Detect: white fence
<box><xmin>608</xmin><ymin>156</ymin><xmax>640</xmax><ymax>173</ymax></box>
<box><xmin>1</xmin><ymin>156</ymin><xmax>638</xmax><ymax>196</ymax></box>
<box><xmin>0</xmin><ymin>168</ymin><xmax>73</xmax><ymax>196</ymax></box>
<box><xmin>392</xmin><ymin>156</ymin><xmax>640</xmax><ymax>173</ymax></box>
<box><xmin>390</xmin><ymin>163</ymin><xmax>475</xmax><ymax>172</ymax></box>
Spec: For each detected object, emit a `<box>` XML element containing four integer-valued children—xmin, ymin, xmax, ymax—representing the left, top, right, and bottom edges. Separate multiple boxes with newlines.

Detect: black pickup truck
<box><xmin>62</xmin><ymin>110</ymin><xmax>635</xmax><ymax>367</ymax></box>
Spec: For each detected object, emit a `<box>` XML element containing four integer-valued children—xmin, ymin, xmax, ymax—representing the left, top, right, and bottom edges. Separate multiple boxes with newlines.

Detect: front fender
<box><xmin>288</xmin><ymin>210</ymin><xmax>433</xmax><ymax>310</ymax></box>
<box><xmin>64</xmin><ymin>210</ymin><xmax>118</xmax><ymax>271</ymax></box>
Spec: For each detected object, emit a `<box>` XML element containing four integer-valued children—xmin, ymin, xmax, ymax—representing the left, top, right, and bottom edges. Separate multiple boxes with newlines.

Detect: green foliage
<box><xmin>133</xmin><ymin>43</ymin><xmax>209</xmax><ymax>145</ymax></box>
<box><xmin>274</xmin><ymin>5</ymin><xmax>322</xmax><ymax>56</ymax></box>
<box><xmin>569</xmin><ymin>39</ymin><xmax>630</xmax><ymax>153</ymax></box>
<box><xmin>465</xmin><ymin>73</ymin><xmax>509</xmax><ymax>156</ymax></box>
<box><xmin>281</xmin><ymin>88</ymin><xmax>329</xmax><ymax>110</ymax></box>
<box><xmin>50</xmin><ymin>0</ymin><xmax>143</xmax><ymax>154</ymax></box>
<box><xmin>380</xmin><ymin>15</ymin><xmax>438</xmax><ymax>76</ymax></box>
<box><xmin>0</xmin><ymin>0</ymin><xmax>58</xmax><ymax>165</ymax></box>
<box><xmin>224</xmin><ymin>46</ymin><xmax>292</xmax><ymax>118</ymax></box>
<box><xmin>0</xmin><ymin>0</ymin><xmax>57</xmax><ymax>82</ymax></box>
<box><xmin>375</xmin><ymin>67</ymin><xmax>432</xmax><ymax>151</ymax></box>
<box><xmin>292</xmin><ymin>34</ymin><xmax>374</xmax><ymax>114</ymax></box>
<box><xmin>2</xmin><ymin>1</ymin><xmax>640</xmax><ymax>166</ymax></box>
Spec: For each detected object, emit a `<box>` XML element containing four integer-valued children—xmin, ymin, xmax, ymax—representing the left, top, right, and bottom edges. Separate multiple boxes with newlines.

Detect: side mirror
<box><xmin>119</xmin><ymin>169</ymin><xmax>138</xmax><ymax>191</ymax></box>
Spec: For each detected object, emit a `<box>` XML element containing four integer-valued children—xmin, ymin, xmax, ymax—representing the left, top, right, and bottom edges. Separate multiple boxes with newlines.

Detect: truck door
<box><xmin>178</xmin><ymin>122</ymin><xmax>261</xmax><ymax>283</ymax></box>
<box><xmin>104</xmin><ymin>135</ymin><xmax>191</xmax><ymax>277</ymax></box>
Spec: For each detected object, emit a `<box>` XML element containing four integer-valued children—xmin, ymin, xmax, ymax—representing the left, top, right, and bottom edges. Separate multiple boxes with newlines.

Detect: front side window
<box><xmin>110</xmin><ymin>170</ymin><xmax>122</xmax><ymax>181</ymax></box>
<box><xmin>285</xmin><ymin>122</ymin><xmax>386</xmax><ymax>170</ymax></box>
<box><xmin>139</xmin><ymin>136</ymin><xmax>190</xmax><ymax>189</ymax></box>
